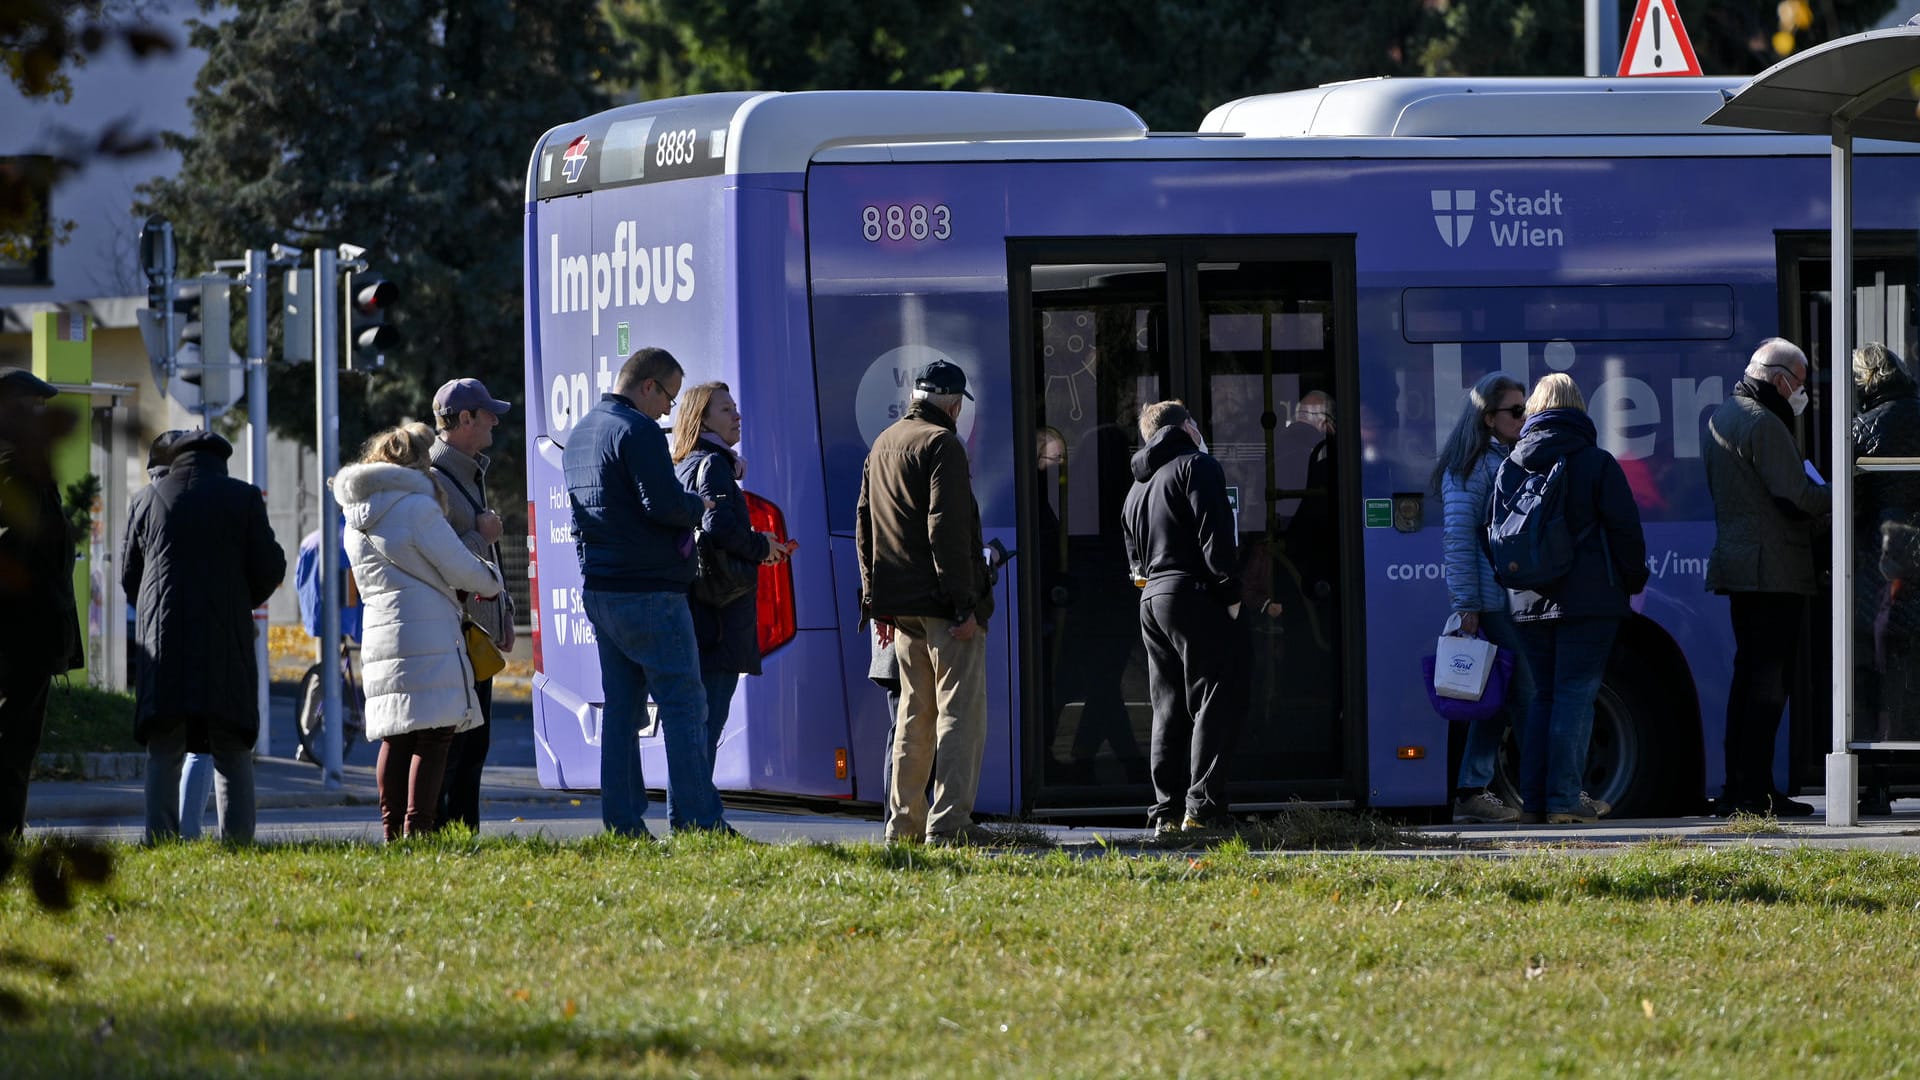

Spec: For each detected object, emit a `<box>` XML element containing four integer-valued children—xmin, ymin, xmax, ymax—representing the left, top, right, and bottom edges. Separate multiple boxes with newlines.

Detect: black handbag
<box><xmin>690</xmin><ymin>456</ymin><xmax>756</xmax><ymax>608</ymax></box>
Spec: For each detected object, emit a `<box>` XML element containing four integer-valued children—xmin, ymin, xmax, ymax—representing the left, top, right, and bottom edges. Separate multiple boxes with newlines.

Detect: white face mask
<box><xmin>1788</xmin><ymin>385</ymin><xmax>1809</xmax><ymax>416</ymax></box>
<box><xmin>1185</xmin><ymin>422</ymin><xmax>1209</xmax><ymax>456</ymax></box>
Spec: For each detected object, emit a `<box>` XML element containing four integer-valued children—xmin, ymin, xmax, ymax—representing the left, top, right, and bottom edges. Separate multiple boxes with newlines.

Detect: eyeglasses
<box><xmin>1491</xmin><ymin>405</ymin><xmax>1526</xmax><ymax>420</ymax></box>
<box><xmin>647</xmin><ymin>381</ymin><xmax>679</xmax><ymax>409</ymax></box>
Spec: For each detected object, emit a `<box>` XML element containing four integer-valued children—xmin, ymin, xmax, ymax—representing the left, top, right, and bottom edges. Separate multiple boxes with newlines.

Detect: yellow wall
<box><xmin>31</xmin><ymin>313</ymin><xmax>93</xmax><ymax>678</ymax></box>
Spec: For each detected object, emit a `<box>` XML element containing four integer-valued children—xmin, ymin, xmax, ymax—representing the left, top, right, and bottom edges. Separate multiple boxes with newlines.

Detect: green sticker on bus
<box><xmin>617</xmin><ymin>322</ymin><xmax>630</xmax><ymax>356</ymax></box>
<box><xmin>1364</xmin><ymin>498</ymin><xmax>1392</xmax><ymax>528</ymax></box>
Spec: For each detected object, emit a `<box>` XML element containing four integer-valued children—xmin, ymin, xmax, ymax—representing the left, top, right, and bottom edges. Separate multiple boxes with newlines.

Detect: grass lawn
<box><xmin>5</xmin><ymin>838</ymin><xmax>1920</xmax><ymax>1077</ymax></box>
<box><xmin>35</xmin><ymin>684</ymin><xmax>140</xmax><ymax>756</ymax></box>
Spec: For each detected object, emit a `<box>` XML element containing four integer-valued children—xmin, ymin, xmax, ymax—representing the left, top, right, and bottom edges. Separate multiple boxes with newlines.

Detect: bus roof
<box><xmin>527</xmin><ymin>90</ymin><xmax>1145</xmax><ymax>201</ymax></box>
<box><xmin>529</xmin><ymin>79</ymin><xmax>1906</xmax><ymax>202</ymax></box>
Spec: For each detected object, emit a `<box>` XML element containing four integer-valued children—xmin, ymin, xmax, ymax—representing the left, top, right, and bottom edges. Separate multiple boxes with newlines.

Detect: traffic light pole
<box><xmin>315</xmin><ymin>247</ymin><xmax>344</xmax><ymax>790</ymax></box>
<box><xmin>246</xmin><ymin>250</ymin><xmax>271</xmax><ymax>753</ymax></box>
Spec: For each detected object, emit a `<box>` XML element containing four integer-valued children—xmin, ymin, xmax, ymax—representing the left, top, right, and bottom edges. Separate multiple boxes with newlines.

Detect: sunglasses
<box><xmin>1491</xmin><ymin>405</ymin><xmax>1527</xmax><ymax>420</ymax></box>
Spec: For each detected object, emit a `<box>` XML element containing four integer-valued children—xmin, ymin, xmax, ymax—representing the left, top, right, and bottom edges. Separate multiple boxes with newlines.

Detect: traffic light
<box><xmin>347</xmin><ymin>271</ymin><xmax>397</xmax><ymax>369</ymax></box>
<box><xmin>173</xmin><ymin>281</ymin><xmax>205</xmax><ymax>379</ymax></box>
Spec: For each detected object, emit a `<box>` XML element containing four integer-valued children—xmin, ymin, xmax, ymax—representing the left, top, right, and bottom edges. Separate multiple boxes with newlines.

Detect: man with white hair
<box><xmin>1704</xmin><ymin>338</ymin><xmax>1831</xmax><ymax>817</ymax></box>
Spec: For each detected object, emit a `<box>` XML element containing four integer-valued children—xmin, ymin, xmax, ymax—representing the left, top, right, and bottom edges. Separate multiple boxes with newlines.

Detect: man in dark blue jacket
<box><xmin>563</xmin><ymin>347</ymin><xmax>728</xmax><ymax>837</ymax></box>
<box><xmin>1122</xmin><ymin>401</ymin><xmax>1244</xmax><ymax>834</ymax></box>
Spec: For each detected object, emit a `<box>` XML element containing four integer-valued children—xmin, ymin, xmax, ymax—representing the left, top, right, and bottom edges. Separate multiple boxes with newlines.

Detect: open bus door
<box><xmin>1012</xmin><ymin>238</ymin><xmax>1361</xmax><ymax>816</ymax></box>
<box><xmin>1777</xmin><ymin>231</ymin><xmax>1920</xmax><ymax>796</ymax></box>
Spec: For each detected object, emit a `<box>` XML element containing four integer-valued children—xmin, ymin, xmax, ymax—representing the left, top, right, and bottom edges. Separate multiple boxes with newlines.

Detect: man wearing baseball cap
<box><xmin>856</xmin><ymin>358</ymin><xmax>995</xmax><ymax>844</ymax></box>
<box><xmin>428</xmin><ymin>376</ymin><xmax>516</xmax><ymax>830</ymax></box>
<box><xmin>0</xmin><ymin>368</ymin><xmax>82</xmax><ymax>836</ymax></box>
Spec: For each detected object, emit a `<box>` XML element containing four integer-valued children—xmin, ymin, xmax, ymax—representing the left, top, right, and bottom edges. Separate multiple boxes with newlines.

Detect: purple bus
<box><xmin>522</xmin><ymin>79</ymin><xmax>1918</xmax><ymax>818</ymax></box>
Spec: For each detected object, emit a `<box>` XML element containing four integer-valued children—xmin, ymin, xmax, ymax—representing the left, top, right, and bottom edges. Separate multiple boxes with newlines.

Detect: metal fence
<box><xmin>497</xmin><ymin>533</ymin><xmax>531</xmax><ymax>627</ymax></box>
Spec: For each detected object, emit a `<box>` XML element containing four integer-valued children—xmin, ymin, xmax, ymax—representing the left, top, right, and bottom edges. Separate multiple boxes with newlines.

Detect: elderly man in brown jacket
<box><xmin>856</xmin><ymin>359</ymin><xmax>995</xmax><ymax>844</ymax></box>
<box><xmin>428</xmin><ymin>377</ymin><xmax>517</xmax><ymax>830</ymax></box>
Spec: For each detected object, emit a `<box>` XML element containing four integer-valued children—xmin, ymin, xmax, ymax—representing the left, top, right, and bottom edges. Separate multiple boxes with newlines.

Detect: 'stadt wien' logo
<box><xmin>561</xmin><ymin>136</ymin><xmax>590</xmax><ymax>183</ymax></box>
<box><xmin>1431</xmin><ymin>189</ymin><xmax>1476</xmax><ymax>247</ymax></box>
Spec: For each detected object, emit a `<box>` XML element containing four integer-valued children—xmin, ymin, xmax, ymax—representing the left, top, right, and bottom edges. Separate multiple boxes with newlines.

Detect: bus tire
<box><xmin>1489</xmin><ymin>645</ymin><xmax>1693</xmax><ymax>819</ymax></box>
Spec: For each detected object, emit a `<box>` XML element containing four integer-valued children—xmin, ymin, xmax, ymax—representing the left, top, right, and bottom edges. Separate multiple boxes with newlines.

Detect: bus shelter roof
<box><xmin>1703</xmin><ymin>23</ymin><xmax>1920</xmax><ymax>142</ymax></box>
<box><xmin>1705</xmin><ymin>23</ymin><xmax>1920</xmax><ymax>827</ymax></box>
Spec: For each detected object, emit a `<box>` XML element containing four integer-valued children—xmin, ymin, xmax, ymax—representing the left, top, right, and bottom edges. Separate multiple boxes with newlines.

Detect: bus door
<box><xmin>1013</xmin><ymin>238</ymin><xmax>1359</xmax><ymax>814</ymax></box>
<box><xmin>1778</xmin><ymin>232</ymin><xmax>1920</xmax><ymax>792</ymax></box>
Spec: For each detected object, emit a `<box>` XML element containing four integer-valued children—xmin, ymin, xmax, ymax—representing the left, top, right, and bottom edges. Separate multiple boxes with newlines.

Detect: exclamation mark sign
<box><xmin>1653</xmin><ymin>5</ymin><xmax>1665</xmax><ymax>68</ymax></box>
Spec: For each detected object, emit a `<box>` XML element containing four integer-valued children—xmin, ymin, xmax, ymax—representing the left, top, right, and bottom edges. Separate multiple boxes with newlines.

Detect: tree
<box><xmin>1</xmin><ymin>0</ymin><xmax>176</xmax><ymax>265</ymax></box>
<box><xmin>139</xmin><ymin>0</ymin><xmax>625</xmax><ymax>522</ymax></box>
<box><xmin>604</xmin><ymin>0</ymin><xmax>984</xmax><ymax>98</ymax></box>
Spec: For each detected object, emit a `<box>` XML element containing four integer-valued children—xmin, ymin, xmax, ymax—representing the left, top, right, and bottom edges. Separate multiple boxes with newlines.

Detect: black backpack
<box><xmin>1486</xmin><ymin>456</ymin><xmax>1592</xmax><ymax>590</ymax></box>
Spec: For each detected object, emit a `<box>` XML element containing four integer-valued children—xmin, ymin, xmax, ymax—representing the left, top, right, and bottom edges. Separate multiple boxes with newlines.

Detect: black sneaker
<box><xmin>1861</xmin><ymin>785</ymin><xmax>1893</xmax><ymax>817</ymax></box>
<box><xmin>1763</xmin><ymin>792</ymin><xmax>1815</xmax><ymax>818</ymax></box>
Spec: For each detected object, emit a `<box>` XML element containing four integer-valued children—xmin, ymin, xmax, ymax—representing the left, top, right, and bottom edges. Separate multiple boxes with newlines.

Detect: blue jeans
<box><xmin>178</xmin><ymin>753</ymin><xmax>214</xmax><ymax>839</ymax></box>
<box><xmin>145</xmin><ymin>727</ymin><xmax>255</xmax><ymax>844</ymax></box>
<box><xmin>584</xmin><ymin>589</ymin><xmax>720</xmax><ymax>835</ymax></box>
<box><xmin>1456</xmin><ymin>609</ymin><xmax>1535</xmax><ymax>791</ymax></box>
<box><xmin>1516</xmin><ymin>617</ymin><xmax>1620</xmax><ymax>815</ymax></box>
<box><xmin>701</xmin><ymin>670</ymin><xmax>739</xmax><ymax>773</ymax></box>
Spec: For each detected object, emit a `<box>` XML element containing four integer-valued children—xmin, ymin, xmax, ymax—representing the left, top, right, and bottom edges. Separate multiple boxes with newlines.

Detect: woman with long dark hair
<box><xmin>671</xmin><ymin>382</ymin><xmax>796</xmax><ymax>791</ymax></box>
<box><xmin>1432</xmin><ymin>372</ymin><xmax>1532</xmax><ymax>823</ymax></box>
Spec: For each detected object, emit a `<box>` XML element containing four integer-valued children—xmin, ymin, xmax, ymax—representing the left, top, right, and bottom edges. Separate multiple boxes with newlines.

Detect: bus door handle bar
<box><xmin>1854</xmin><ymin>456</ymin><xmax>1920</xmax><ymax>474</ymax></box>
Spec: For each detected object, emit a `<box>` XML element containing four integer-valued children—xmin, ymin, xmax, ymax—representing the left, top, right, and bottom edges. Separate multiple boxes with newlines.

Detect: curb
<box><xmin>31</xmin><ymin>752</ymin><xmax>147</xmax><ymax>781</ymax></box>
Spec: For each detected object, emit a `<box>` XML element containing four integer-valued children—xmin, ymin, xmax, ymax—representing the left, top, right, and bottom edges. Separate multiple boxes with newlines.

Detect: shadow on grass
<box><xmin>5</xmin><ymin>1001</ymin><xmax>794</xmax><ymax>1078</ymax></box>
<box><xmin>1136</xmin><ymin>804</ymin><xmax>1470</xmax><ymax>853</ymax></box>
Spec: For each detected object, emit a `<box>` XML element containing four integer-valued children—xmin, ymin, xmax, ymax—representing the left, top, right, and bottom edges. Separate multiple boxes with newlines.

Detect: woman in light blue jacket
<box><xmin>1432</xmin><ymin>371</ymin><xmax>1534</xmax><ymax>823</ymax></box>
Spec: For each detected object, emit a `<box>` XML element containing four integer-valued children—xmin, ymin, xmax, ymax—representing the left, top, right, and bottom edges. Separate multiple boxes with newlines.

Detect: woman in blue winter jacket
<box><xmin>671</xmin><ymin>382</ymin><xmax>797</xmax><ymax>776</ymax></box>
<box><xmin>1501</xmin><ymin>373</ymin><xmax>1649</xmax><ymax>824</ymax></box>
<box><xmin>1432</xmin><ymin>372</ymin><xmax>1533</xmax><ymax>824</ymax></box>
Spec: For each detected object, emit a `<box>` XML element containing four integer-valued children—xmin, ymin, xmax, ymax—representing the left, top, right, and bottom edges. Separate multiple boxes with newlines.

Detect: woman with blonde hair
<box><xmin>1497</xmin><ymin>372</ymin><xmax>1648</xmax><ymax>823</ymax></box>
<box><xmin>671</xmin><ymin>382</ymin><xmax>795</xmax><ymax>810</ymax></box>
<box><xmin>334</xmin><ymin>423</ymin><xmax>504</xmax><ymax>840</ymax></box>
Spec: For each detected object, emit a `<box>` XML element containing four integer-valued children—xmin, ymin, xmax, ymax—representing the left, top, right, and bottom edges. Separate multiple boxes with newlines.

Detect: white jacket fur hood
<box><xmin>335</xmin><ymin>462</ymin><xmax>504</xmax><ymax>741</ymax></box>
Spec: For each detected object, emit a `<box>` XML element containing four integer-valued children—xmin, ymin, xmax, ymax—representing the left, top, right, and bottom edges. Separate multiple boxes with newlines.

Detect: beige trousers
<box><xmin>886</xmin><ymin>615</ymin><xmax>988</xmax><ymax>841</ymax></box>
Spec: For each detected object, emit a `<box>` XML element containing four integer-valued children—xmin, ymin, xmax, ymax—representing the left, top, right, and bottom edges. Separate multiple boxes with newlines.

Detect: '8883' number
<box><xmin>861</xmin><ymin>204</ymin><xmax>951</xmax><ymax>243</ymax></box>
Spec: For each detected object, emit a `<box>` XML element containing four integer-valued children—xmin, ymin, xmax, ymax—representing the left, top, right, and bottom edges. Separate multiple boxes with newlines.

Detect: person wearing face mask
<box><xmin>1122</xmin><ymin>400</ymin><xmax>1244</xmax><ymax>835</ymax></box>
<box><xmin>1705</xmin><ymin>338</ymin><xmax>1831</xmax><ymax>817</ymax></box>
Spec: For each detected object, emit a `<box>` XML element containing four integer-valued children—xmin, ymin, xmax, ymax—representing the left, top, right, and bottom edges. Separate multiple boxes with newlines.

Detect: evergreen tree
<box><xmin>140</xmin><ymin>0</ymin><xmax>625</xmax><ymax>520</ymax></box>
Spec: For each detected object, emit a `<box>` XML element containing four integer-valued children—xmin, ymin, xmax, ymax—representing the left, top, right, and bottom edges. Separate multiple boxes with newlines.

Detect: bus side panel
<box><xmin>805</xmin><ymin>165</ymin><xmax>1024</xmax><ymax>813</ymax></box>
<box><xmin>728</xmin><ymin>178</ymin><xmax>852</xmax><ymax>797</ymax></box>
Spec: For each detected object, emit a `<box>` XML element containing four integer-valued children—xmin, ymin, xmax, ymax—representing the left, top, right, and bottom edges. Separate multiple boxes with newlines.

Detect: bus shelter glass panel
<box><xmin>1787</xmin><ymin>246</ymin><xmax>1920</xmax><ymax>784</ymax></box>
<box><xmin>1195</xmin><ymin>260</ymin><xmax>1344</xmax><ymax>786</ymax></box>
<box><xmin>1029</xmin><ymin>263</ymin><xmax>1170</xmax><ymax>795</ymax></box>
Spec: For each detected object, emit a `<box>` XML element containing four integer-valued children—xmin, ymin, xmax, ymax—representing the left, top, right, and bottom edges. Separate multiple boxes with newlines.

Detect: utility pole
<box><xmin>246</xmin><ymin>249</ymin><xmax>271</xmax><ymax>752</ymax></box>
<box><xmin>315</xmin><ymin>246</ymin><xmax>343</xmax><ymax>790</ymax></box>
<box><xmin>1586</xmin><ymin>0</ymin><xmax>1622</xmax><ymax>76</ymax></box>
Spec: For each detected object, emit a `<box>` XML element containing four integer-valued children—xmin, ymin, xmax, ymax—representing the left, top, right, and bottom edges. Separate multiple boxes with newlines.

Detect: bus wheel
<box><xmin>1489</xmin><ymin>649</ymin><xmax>1681</xmax><ymax>820</ymax></box>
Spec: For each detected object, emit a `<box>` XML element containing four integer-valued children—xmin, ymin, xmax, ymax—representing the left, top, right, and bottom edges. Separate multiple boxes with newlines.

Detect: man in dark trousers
<box><xmin>428</xmin><ymin>377</ymin><xmax>516</xmax><ymax>831</ymax></box>
<box><xmin>857</xmin><ymin>359</ymin><xmax>995</xmax><ymax>845</ymax></box>
<box><xmin>0</xmin><ymin>368</ymin><xmax>83</xmax><ymax>838</ymax></box>
<box><xmin>1704</xmin><ymin>338</ymin><xmax>1830</xmax><ymax>817</ymax></box>
<box><xmin>1123</xmin><ymin>400</ymin><xmax>1243</xmax><ymax>835</ymax></box>
<box><xmin>563</xmin><ymin>347</ymin><xmax>729</xmax><ymax>837</ymax></box>
<box><xmin>123</xmin><ymin>429</ymin><xmax>286</xmax><ymax>843</ymax></box>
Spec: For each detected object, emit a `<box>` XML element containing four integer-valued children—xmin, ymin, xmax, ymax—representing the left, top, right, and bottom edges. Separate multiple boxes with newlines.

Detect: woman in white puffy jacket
<box><xmin>334</xmin><ymin>424</ymin><xmax>504</xmax><ymax>840</ymax></box>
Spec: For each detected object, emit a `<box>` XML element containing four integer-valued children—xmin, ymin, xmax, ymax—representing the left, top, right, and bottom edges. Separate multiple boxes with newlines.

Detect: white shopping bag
<box><xmin>1433</xmin><ymin>617</ymin><xmax>1498</xmax><ymax>702</ymax></box>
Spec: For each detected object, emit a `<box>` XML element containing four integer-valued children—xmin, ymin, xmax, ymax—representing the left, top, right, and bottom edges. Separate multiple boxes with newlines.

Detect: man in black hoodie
<box><xmin>1122</xmin><ymin>401</ymin><xmax>1242</xmax><ymax>834</ymax></box>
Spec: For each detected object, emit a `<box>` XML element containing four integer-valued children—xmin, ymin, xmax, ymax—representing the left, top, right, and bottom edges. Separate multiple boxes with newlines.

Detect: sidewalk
<box><xmin>24</xmin><ymin>757</ymin><xmax>577</xmax><ymax>824</ymax></box>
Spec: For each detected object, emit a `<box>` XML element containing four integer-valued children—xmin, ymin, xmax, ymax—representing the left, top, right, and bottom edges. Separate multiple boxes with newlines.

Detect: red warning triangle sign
<box><xmin>1617</xmin><ymin>0</ymin><xmax>1703</xmax><ymax>76</ymax></box>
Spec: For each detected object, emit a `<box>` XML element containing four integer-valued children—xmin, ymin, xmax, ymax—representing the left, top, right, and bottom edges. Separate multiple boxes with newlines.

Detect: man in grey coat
<box><xmin>1704</xmin><ymin>338</ymin><xmax>1830</xmax><ymax>817</ymax></box>
<box><xmin>429</xmin><ymin>377</ymin><xmax>516</xmax><ymax>830</ymax></box>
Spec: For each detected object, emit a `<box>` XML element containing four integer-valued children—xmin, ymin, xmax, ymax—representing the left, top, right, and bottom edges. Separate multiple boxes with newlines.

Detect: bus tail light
<box><xmin>527</xmin><ymin>500</ymin><xmax>543</xmax><ymax>673</ymax></box>
<box><xmin>745</xmin><ymin>491</ymin><xmax>796</xmax><ymax>655</ymax></box>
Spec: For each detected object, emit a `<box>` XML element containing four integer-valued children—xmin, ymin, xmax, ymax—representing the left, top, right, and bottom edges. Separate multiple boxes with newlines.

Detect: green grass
<box><xmin>35</xmin><ymin>684</ymin><xmax>139</xmax><ymax>756</ymax></box>
<box><xmin>6</xmin><ymin>838</ymin><xmax>1920</xmax><ymax>1077</ymax></box>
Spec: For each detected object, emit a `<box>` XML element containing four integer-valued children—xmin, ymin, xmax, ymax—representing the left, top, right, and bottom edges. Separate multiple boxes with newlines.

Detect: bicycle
<box><xmin>295</xmin><ymin>637</ymin><xmax>367</xmax><ymax>765</ymax></box>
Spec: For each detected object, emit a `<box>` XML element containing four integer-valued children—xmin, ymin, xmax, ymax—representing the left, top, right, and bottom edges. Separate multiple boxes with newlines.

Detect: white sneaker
<box><xmin>1454</xmin><ymin>791</ymin><xmax>1521</xmax><ymax>823</ymax></box>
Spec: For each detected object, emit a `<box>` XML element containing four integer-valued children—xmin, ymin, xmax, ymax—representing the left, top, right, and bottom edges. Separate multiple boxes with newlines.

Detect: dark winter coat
<box><xmin>562</xmin><ymin>393</ymin><xmax>704</xmax><ymax>594</ymax></box>
<box><xmin>0</xmin><ymin>430</ymin><xmax>82</xmax><ymax>681</ymax></box>
<box><xmin>1122</xmin><ymin>425</ymin><xmax>1241</xmax><ymax>606</ymax></box>
<box><xmin>1854</xmin><ymin>374</ymin><xmax>1920</xmax><ymax>637</ymax></box>
<box><xmin>856</xmin><ymin>399</ymin><xmax>995</xmax><ymax>627</ymax></box>
<box><xmin>1500</xmin><ymin>410</ymin><xmax>1649</xmax><ymax>622</ymax></box>
<box><xmin>121</xmin><ymin>431</ymin><xmax>285</xmax><ymax>748</ymax></box>
<box><xmin>1704</xmin><ymin>377</ymin><xmax>1830</xmax><ymax>595</ymax></box>
<box><xmin>676</xmin><ymin>438</ymin><xmax>772</xmax><ymax>676</ymax></box>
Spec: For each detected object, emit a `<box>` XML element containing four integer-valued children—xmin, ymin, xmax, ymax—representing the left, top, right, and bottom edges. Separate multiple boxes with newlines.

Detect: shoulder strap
<box><xmin>430</xmin><ymin>462</ymin><xmax>485</xmax><ymax>514</ymax></box>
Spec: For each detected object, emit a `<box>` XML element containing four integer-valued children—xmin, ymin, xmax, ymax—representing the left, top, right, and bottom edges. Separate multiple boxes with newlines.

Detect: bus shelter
<box><xmin>1705</xmin><ymin>23</ymin><xmax>1920</xmax><ymax>826</ymax></box>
